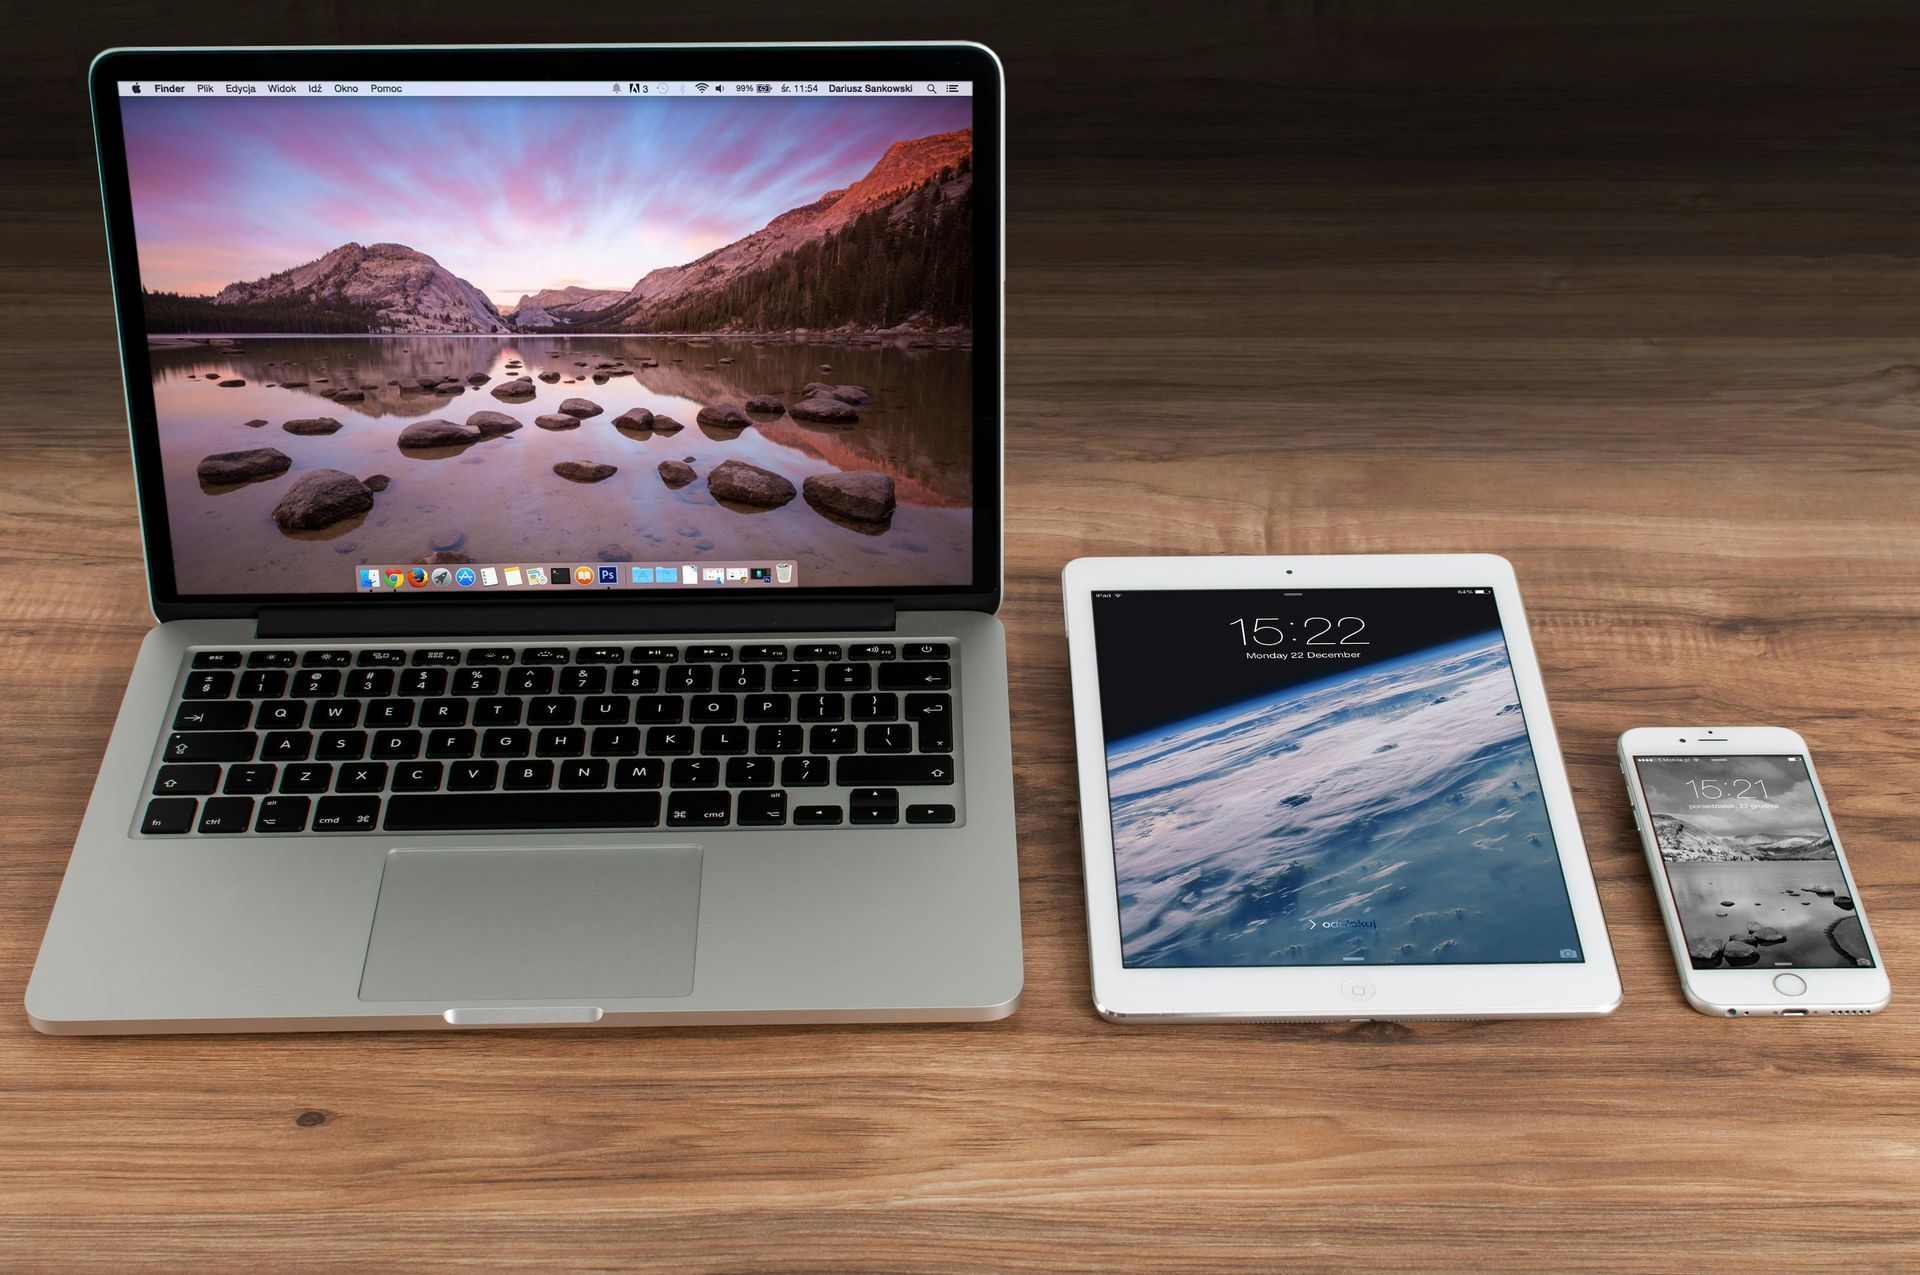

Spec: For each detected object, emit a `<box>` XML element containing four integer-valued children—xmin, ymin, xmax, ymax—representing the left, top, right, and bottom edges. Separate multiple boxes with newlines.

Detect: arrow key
<box><xmin>849</xmin><ymin>788</ymin><xmax>900</xmax><ymax>825</ymax></box>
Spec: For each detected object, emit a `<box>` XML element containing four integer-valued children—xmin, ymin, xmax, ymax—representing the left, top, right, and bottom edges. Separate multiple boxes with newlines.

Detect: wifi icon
<box><xmin>695</xmin><ymin>82</ymin><xmax>709</xmax><ymax>93</ymax></box>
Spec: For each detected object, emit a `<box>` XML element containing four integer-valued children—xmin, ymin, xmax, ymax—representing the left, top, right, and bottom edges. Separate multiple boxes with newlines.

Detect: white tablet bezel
<box><xmin>1061</xmin><ymin>554</ymin><xmax>1622</xmax><ymax>1022</ymax></box>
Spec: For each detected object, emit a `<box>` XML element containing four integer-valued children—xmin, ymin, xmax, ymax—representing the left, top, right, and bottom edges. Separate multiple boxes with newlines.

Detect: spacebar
<box><xmin>384</xmin><ymin>792</ymin><xmax>661</xmax><ymax>831</ymax></box>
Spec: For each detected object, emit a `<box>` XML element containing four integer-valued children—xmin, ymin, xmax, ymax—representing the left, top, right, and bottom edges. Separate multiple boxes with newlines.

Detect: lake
<box><xmin>1665</xmin><ymin>859</ymin><xmax>1865</xmax><ymax>968</ymax></box>
<box><xmin>148</xmin><ymin>335</ymin><xmax>975</xmax><ymax>595</ymax></box>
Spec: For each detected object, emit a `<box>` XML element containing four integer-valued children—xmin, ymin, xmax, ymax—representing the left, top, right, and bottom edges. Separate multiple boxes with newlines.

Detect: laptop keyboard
<box><xmin>141</xmin><ymin>641</ymin><xmax>960</xmax><ymax>836</ymax></box>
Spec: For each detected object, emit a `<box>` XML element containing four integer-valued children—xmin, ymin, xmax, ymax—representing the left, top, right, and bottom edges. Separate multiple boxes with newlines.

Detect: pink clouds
<box><xmin>120</xmin><ymin>93</ymin><xmax>973</xmax><ymax>304</ymax></box>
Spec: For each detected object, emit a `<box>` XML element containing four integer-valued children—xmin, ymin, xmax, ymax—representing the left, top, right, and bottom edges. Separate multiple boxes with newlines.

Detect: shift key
<box><xmin>835</xmin><ymin>755</ymin><xmax>956</xmax><ymax>786</ymax></box>
<box><xmin>161</xmin><ymin>731</ymin><xmax>257</xmax><ymax>763</ymax></box>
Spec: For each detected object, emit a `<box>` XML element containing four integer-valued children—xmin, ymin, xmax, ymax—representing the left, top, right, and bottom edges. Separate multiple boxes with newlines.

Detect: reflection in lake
<box><xmin>151</xmin><ymin>335</ymin><xmax>974</xmax><ymax>595</ymax></box>
<box><xmin>1667</xmin><ymin>860</ymin><xmax>1864</xmax><ymax>969</ymax></box>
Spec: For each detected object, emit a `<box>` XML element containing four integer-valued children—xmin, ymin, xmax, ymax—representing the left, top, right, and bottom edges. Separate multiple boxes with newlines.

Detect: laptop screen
<box><xmin>108</xmin><ymin>72</ymin><xmax>980</xmax><ymax>599</ymax></box>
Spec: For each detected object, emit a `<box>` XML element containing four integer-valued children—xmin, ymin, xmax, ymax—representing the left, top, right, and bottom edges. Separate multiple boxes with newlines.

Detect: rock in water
<box><xmin>537</xmin><ymin>371</ymin><xmax>561</xmax><ymax>383</ymax></box>
<box><xmin>718</xmin><ymin>356</ymin><xmax>734</xmax><ymax>364</ymax></box>
<box><xmin>242</xmin><ymin>418</ymin><xmax>268</xmax><ymax>428</ymax></box>
<box><xmin>789</xmin><ymin>396</ymin><xmax>859</xmax><ymax>424</ymax></box>
<box><xmin>1834</xmin><ymin>895</ymin><xmax>1855</xmax><ymax>911</ymax></box>
<box><xmin>397</xmin><ymin>418</ymin><xmax>482</xmax><ymax>448</ymax></box>
<box><xmin>1722</xmin><ymin>940</ymin><xmax>1760</xmax><ymax>965</ymax></box>
<box><xmin>650</xmin><ymin>415</ymin><xmax>685</xmax><ymax>434</ymax></box>
<box><xmin>271</xmin><ymin>469</ymin><xmax>374</xmax><ymax>530</ymax></box>
<box><xmin>465</xmin><ymin>372</ymin><xmax>490</xmax><ymax>385</ymax></box>
<box><xmin>743</xmin><ymin>395</ymin><xmax>785</xmax><ymax>414</ymax></box>
<box><xmin>490</xmin><ymin>377</ymin><xmax>536</xmax><ymax>399</ymax></box>
<box><xmin>658</xmin><ymin>460</ymin><xmax>696</xmax><ymax>487</ymax></box>
<box><xmin>801</xmin><ymin>380</ymin><xmax>835</xmax><ymax>398</ymax></box>
<box><xmin>803</xmin><ymin>471</ymin><xmax>895</xmax><ymax>522</ymax></box>
<box><xmin>217</xmin><ymin>378</ymin><xmax>246</xmax><ymax>388</ymax></box>
<box><xmin>1688</xmin><ymin>938</ymin><xmax>1725</xmax><ymax>966</ymax></box>
<box><xmin>196</xmin><ymin>448</ymin><xmax>292</xmax><ymax>484</ymax></box>
<box><xmin>1752</xmin><ymin>926</ymin><xmax>1787</xmax><ymax>944</ymax></box>
<box><xmin>329</xmin><ymin>387</ymin><xmax>365</xmax><ymax>402</ymax></box>
<box><xmin>554</xmin><ymin>460</ymin><xmax>618</xmax><ymax>483</ymax></box>
<box><xmin>829</xmin><ymin>384</ymin><xmax>872</xmax><ymax>405</ymax></box>
<box><xmin>613</xmin><ymin>407</ymin><xmax>655</xmax><ymax>431</ymax></box>
<box><xmin>465</xmin><ymin>410</ymin><xmax>522</xmax><ymax>438</ymax></box>
<box><xmin>558</xmin><ymin>397</ymin><xmax>604</xmax><ymax>418</ymax></box>
<box><xmin>708</xmin><ymin>459</ymin><xmax>796</xmax><ymax>507</ymax></box>
<box><xmin>697</xmin><ymin>402</ymin><xmax>751</xmax><ymax>430</ymax></box>
<box><xmin>1831</xmin><ymin>915</ymin><xmax>1870</xmax><ymax>963</ymax></box>
<box><xmin>282</xmin><ymin>416</ymin><xmax>344</xmax><ymax>435</ymax></box>
<box><xmin>535</xmin><ymin>414</ymin><xmax>581</xmax><ymax>431</ymax></box>
<box><xmin>364</xmin><ymin>474</ymin><xmax>391</xmax><ymax>492</ymax></box>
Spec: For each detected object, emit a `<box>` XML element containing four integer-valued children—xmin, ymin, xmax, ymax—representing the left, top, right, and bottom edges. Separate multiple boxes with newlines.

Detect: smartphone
<box><xmin>1618</xmin><ymin>727</ymin><xmax>1889</xmax><ymax>1017</ymax></box>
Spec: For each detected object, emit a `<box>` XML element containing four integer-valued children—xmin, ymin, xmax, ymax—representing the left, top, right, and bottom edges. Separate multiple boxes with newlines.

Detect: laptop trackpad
<box><xmin>358</xmin><ymin>846</ymin><xmax>701</xmax><ymax>1002</ymax></box>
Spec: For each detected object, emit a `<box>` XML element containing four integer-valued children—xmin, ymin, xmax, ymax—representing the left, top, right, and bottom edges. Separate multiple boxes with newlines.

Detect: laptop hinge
<box><xmin>255</xmin><ymin>601</ymin><xmax>897</xmax><ymax>640</ymax></box>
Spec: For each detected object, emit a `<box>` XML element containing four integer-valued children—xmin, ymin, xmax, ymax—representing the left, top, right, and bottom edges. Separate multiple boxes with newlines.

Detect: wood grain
<box><xmin>3</xmin><ymin>1</ymin><xmax>1919</xmax><ymax>1269</ymax></box>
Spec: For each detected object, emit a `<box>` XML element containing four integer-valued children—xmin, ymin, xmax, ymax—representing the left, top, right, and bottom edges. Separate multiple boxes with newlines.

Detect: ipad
<box><xmin>1062</xmin><ymin>554</ymin><xmax>1621</xmax><ymax>1022</ymax></box>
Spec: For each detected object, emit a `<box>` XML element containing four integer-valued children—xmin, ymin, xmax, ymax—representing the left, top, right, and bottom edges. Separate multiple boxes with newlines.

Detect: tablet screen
<box><xmin>1090</xmin><ymin>587</ymin><xmax>1585</xmax><ymax>968</ymax></box>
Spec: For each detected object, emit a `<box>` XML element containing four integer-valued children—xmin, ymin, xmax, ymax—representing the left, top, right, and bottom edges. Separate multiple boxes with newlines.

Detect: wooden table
<box><xmin>3</xmin><ymin>3</ymin><xmax>1917</xmax><ymax>1268</ymax></box>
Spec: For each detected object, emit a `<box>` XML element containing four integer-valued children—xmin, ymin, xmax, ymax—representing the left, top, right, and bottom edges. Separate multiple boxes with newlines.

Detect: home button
<box><xmin>1340</xmin><ymin>978</ymin><xmax>1375</xmax><ymax>1003</ymax></box>
<box><xmin>1773</xmin><ymin>973</ymin><xmax>1807</xmax><ymax>997</ymax></box>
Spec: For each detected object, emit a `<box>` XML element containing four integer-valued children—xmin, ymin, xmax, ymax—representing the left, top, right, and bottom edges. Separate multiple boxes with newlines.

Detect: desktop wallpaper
<box><xmin>119</xmin><ymin>91</ymin><xmax>977</xmax><ymax>595</ymax></box>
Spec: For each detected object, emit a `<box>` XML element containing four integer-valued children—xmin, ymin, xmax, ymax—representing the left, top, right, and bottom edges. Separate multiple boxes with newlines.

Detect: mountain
<box><xmin>1651</xmin><ymin>813</ymin><xmax>1835</xmax><ymax>863</ymax></box>
<box><xmin>596</xmin><ymin>127</ymin><xmax>975</xmax><ymax>330</ymax></box>
<box><xmin>511</xmin><ymin>286</ymin><xmax>629</xmax><ymax>324</ymax></box>
<box><xmin>149</xmin><ymin>129</ymin><xmax>974</xmax><ymax>337</ymax></box>
<box><xmin>211</xmin><ymin>242</ymin><xmax>511</xmax><ymax>334</ymax></box>
<box><xmin>509</xmin><ymin>302</ymin><xmax>561</xmax><ymax>329</ymax></box>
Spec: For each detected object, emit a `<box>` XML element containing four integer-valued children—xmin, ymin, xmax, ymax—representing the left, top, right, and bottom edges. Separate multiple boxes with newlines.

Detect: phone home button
<box><xmin>1340</xmin><ymin>978</ymin><xmax>1375</xmax><ymax>1003</ymax></box>
<box><xmin>1773</xmin><ymin>973</ymin><xmax>1808</xmax><ymax>997</ymax></box>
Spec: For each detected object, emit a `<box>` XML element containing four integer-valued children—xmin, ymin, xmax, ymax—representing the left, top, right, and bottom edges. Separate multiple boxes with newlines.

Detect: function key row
<box><xmin>187</xmin><ymin>664</ymin><xmax>951</xmax><ymax>708</ymax></box>
<box><xmin>205</xmin><ymin>642</ymin><xmax>950</xmax><ymax>670</ymax></box>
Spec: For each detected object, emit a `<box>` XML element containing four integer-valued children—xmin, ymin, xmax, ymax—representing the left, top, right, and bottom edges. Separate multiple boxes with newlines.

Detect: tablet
<box><xmin>1062</xmin><ymin>554</ymin><xmax>1621</xmax><ymax>1022</ymax></box>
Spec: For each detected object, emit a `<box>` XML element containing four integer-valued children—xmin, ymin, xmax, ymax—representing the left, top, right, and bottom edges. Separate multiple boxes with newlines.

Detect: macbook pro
<box><xmin>27</xmin><ymin>42</ymin><xmax>1020</xmax><ymax>1032</ymax></box>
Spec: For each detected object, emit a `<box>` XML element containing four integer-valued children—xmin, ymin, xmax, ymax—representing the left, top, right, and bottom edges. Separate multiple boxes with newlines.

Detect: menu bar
<box><xmin>118</xmin><ymin>80</ymin><xmax>973</xmax><ymax>99</ymax></box>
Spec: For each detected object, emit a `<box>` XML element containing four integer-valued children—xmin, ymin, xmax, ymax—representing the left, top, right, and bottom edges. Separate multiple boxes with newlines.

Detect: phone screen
<box><xmin>1632</xmin><ymin>755</ymin><xmax>1873</xmax><ymax>970</ymax></box>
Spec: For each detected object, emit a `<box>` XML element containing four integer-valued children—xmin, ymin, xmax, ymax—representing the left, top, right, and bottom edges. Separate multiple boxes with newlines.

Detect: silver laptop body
<box><xmin>28</xmin><ymin>42</ymin><xmax>1020</xmax><ymax>1033</ymax></box>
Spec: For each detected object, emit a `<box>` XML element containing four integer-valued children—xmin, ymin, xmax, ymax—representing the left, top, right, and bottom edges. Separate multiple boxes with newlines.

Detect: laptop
<box><xmin>27</xmin><ymin>43</ymin><xmax>1020</xmax><ymax>1033</ymax></box>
